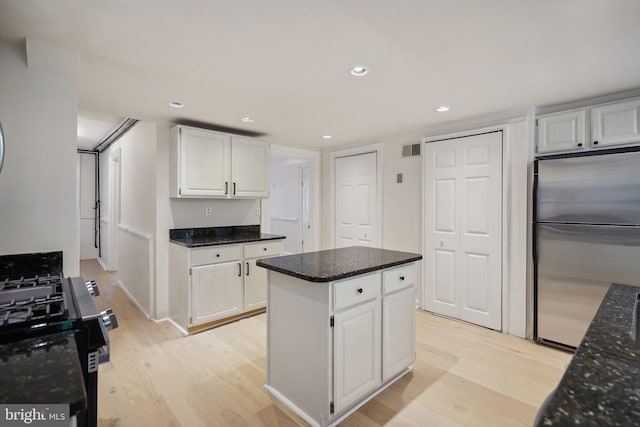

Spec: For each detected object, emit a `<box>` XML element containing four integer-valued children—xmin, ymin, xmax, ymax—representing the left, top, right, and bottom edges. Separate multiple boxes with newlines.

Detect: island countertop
<box><xmin>535</xmin><ymin>283</ymin><xmax>640</xmax><ymax>426</ymax></box>
<box><xmin>256</xmin><ymin>246</ymin><xmax>422</xmax><ymax>282</ymax></box>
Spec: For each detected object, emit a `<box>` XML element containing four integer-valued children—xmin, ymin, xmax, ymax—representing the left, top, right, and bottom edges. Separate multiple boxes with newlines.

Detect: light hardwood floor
<box><xmin>81</xmin><ymin>259</ymin><xmax>571</xmax><ymax>427</ymax></box>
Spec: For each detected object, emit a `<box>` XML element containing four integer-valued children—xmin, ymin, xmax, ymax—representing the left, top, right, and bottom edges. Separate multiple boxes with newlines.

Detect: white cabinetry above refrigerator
<box><xmin>536</xmin><ymin>97</ymin><xmax>640</xmax><ymax>155</ymax></box>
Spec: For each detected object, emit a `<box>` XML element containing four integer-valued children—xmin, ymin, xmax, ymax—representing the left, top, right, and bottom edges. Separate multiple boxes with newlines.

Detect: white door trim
<box><xmin>329</xmin><ymin>143</ymin><xmax>384</xmax><ymax>249</ymax></box>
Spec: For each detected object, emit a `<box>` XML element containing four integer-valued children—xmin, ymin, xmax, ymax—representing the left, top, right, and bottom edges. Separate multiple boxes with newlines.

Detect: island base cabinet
<box><xmin>382</xmin><ymin>287</ymin><xmax>416</xmax><ymax>382</ymax></box>
<box><xmin>265</xmin><ymin>263</ymin><xmax>417</xmax><ymax>427</ymax></box>
<box><xmin>333</xmin><ymin>298</ymin><xmax>382</xmax><ymax>414</ymax></box>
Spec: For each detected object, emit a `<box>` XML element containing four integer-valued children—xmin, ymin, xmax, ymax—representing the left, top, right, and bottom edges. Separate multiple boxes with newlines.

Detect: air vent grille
<box><xmin>402</xmin><ymin>143</ymin><xmax>421</xmax><ymax>157</ymax></box>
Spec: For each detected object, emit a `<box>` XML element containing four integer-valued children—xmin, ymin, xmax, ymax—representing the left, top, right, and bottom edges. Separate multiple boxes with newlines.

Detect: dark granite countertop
<box><xmin>535</xmin><ymin>283</ymin><xmax>640</xmax><ymax>426</ymax></box>
<box><xmin>169</xmin><ymin>225</ymin><xmax>285</xmax><ymax>247</ymax></box>
<box><xmin>0</xmin><ymin>332</ymin><xmax>87</xmax><ymax>415</ymax></box>
<box><xmin>256</xmin><ymin>246</ymin><xmax>422</xmax><ymax>282</ymax></box>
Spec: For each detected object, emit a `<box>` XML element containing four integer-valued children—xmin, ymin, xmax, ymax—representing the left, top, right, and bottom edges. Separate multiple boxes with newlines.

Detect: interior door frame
<box><xmin>329</xmin><ymin>143</ymin><xmax>383</xmax><ymax>249</ymax></box>
<box><xmin>421</xmin><ymin>119</ymin><xmax>531</xmax><ymax>337</ymax></box>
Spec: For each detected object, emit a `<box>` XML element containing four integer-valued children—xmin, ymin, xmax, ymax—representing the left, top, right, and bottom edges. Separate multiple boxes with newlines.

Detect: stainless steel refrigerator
<box><xmin>534</xmin><ymin>147</ymin><xmax>640</xmax><ymax>349</ymax></box>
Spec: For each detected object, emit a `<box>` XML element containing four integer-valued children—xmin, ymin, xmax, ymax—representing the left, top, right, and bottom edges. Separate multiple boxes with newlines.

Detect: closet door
<box><xmin>424</xmin><ymin>131</ymin><xmax>503</xmax><ymax>330</ymax></box>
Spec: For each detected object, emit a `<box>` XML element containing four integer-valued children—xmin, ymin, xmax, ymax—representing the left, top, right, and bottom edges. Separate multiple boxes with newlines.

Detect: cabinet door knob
<box><xmin>593</xmin><ymin>141</ymin><xmax>599</xmax><ymax>145</ymax></box>
<box><xmin>263</xmin><ymin>247</ymin><xmax>267</xmax><ymax>251</ymax></box>
<box><xmin>577</xmin><ymin>142</ymin><xmax>583</xmax><ymax>147</ymax></box>
<box><xmin>216</xmin><ymin>253</ymin><xmax>220</xmax><ymax>257</ymax></box>
<box><xmin>400</xmin><ymin>275</ymin><xmax>405</xmax><ymax>281</ymax></box>
<box><xmin>357</xmin><ymin>288</ymin><xmax>363</xmax><ymax>294</ymax></box>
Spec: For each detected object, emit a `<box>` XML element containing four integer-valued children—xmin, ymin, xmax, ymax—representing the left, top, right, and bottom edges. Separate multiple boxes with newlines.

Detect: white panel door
<box><xmin>424</xmin><ymin>132</ymin><xmax>502</xmax><ymax>330</ymax></box>
<box><xmin>335</xmin><ymin>152</ymin><xmax>378</xmax><ymax>247</ymax></box>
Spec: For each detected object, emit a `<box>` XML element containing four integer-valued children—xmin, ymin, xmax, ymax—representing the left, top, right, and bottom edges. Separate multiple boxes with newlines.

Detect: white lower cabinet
<box><xmin>191</xmin><ymin>261</ymin><xmax>242</xmax><ymax>324</ymax></box>
<box><xmin>382</xmin><ymin>286</ymin><xmax>416</xmax><ymax>382</ymax></box>
<box><xmin>169</xmin><ymin>239</ymin><xmax>283</xmax><ymax>333</ymax></box>
<box><xmin>333</xmin><ymin>298</ymin><xmax>382</xmax><ymax>414</ymax></box>
<box><xmin>265</xmin><ymin>261</ymin><xmax>417</xmax><ymax>427</ymax></box>
<box><xmin>244</xmin><ymin>257</ymin><xmax>268</xmax><ymax>310</ymax></box>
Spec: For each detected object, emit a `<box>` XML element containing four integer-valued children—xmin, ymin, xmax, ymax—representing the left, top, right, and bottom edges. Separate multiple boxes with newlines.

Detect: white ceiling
<box><xmin>77</xmin><ymin>111</ymin><xmax>123</xmax><ymax>150</ymax></box>
<box><xmin>1</xmin><ymin>0</ymin><xmax>639</xmax><ymax>148</ymax></box>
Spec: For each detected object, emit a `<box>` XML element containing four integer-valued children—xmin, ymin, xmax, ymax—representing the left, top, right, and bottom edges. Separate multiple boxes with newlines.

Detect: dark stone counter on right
<box><xmin>535</xmin><ymin>283</ymin><xmax>640</xmax><ymax>426</ymax></box>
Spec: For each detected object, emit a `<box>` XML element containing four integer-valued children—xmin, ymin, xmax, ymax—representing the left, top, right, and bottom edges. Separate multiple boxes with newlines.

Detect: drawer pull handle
<box><xmin>216</xmin><ymin>254</ymin><xmax>220</xmax><ymax>257</ymax></box>
<box><xmin>400</xmin><ymin>275</ymin><xmax>405</xmax><ymax>281</ymax></box>
<box><xmin>357</xmin><ymin>288</ymin><xmax>363</xmax><ymax>294</ymax></box>
<box><xmin>263</xmin><ymin>247</ymin><xmax>267</xmax><ymax>251</ymax></box>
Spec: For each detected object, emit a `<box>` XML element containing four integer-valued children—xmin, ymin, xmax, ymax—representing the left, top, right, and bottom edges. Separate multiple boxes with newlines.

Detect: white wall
<box><xmin>320</xmin><ymin>131</ymin><xmax>423</xmax><ymax>254</ymax></box>
<box><xmin>100</xmin><ymin>121</ymin><xmax>157</xmax><ymax>316</ymax></box>
<box><xmin>0</xmin><ymin>39</ymin><xmax>80</xmax><ymax>276</ymax></box>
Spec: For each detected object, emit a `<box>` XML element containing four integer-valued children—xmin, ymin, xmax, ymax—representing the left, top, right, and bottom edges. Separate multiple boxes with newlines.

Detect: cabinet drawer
<box><xmin>383</xmin><ymin>263</ymin><xmax>416</xmax><ymax>295</ymax></box>
<box><xmin>244</xmin><ymin>240</ymin><xmax>283</xmax><ymax>259</ymax></box>
<box><xmin>190</xmin><ymin>245</ymin><xmax>242</xmax><ymax>266</ymax></box>
<box><xmin>334</xmin><ymin>273</ymin><xmax>381</xmax><ymax>311</ymax></box>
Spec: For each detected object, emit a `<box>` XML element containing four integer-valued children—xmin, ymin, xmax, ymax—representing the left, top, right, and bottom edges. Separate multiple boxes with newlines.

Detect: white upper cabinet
<box><xmin>536</xmin><ymin>97</ymin><xmax>640</xmax><ymax>155</ymax></box>
<box><xmin>591</xmin><ymin>98</ymin><xmax>640</xmax><ymax>148</ymax></box>
<box><xmin>231</xmin><ymin>136</ymin><xmax>270</xmax><ymax>198</ymax></box>
<box><xmin>170</xmin><ymin>125</ymin><xmax>269</xmax><ymax>198</ymax></box>
<box><xmin>171</xmin><ymin>126</ymin><xmax>230</xmax><ymax>197</ymax></box>
<box><xmin>536</xmin><ymin>110</ymin><xmax>586</xmax><ymax>154</ymax></box>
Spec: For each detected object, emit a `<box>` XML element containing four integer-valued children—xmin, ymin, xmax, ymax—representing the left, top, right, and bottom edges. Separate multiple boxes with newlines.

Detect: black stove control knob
<box><xmin>85</xmin><ymin>280</ymin><xmax>100</xmax><ymax>297</ymax></box>
<box><xmin>100</xmin><ymin>308</ymin><xmax>118</xmax><ymax>330</ymax></box>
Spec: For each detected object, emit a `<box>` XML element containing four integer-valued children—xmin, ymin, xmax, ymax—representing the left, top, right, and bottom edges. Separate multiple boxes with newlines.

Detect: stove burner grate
<box><xmin>0</xmin><ymin>274</ymin><xmax>67</xmax><ymax>329</ymax></box>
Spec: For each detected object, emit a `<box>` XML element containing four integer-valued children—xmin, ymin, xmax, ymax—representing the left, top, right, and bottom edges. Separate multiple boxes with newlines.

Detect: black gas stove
<box><xmin>0</xmin><ymin>251</ymin><xmax>117</xmax><ymax>427</ymax></box>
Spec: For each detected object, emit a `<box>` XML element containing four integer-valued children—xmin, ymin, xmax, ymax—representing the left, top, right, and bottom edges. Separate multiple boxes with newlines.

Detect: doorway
<box><xmin>269</xmin><ymin>145</ymin><xmax>320</xmax><ymax>254</ymax></box>
<box><xmin>423</xmin><ymin>131</ymin><xmax>503</xmax><ymax>330</ymax></box>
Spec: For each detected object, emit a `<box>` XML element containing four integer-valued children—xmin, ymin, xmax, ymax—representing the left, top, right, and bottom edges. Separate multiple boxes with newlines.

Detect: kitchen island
<box><xmin>257</xmin><ymin>246</ymin><xmax>422</xmax><ymax>427</ymax></box>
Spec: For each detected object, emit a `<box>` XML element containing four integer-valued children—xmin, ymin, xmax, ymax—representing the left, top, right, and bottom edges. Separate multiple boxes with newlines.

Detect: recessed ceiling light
<box><xmin>435</xmin><ymin>105</ymin><xmax>450</xmax><ymax>112</ymax></box>
<box><xmin>350</xmin><ymin>66</ymin><xmax>368</xmax><ymax>77</ymax></box>
<box><xmin>169</xmin><ymin>101</ymin><xmax>184</xmax><ymax>108</ymax></box>
<box><xmin>322</xmin><ymin>135</ymin><xmax>333</xmax><ymax>139</ymax></box>
<box><xmin>241</xmin><ymin>117</ymin><xmax>254</xmax><ymax>123</ymax></box>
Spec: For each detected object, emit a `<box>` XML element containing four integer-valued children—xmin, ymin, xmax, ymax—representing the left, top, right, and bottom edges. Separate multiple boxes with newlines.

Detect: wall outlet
<box><xmin>205</xmin><ymin>207</ymin><xmax>213</xmax><ymax>216</ymax></box>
